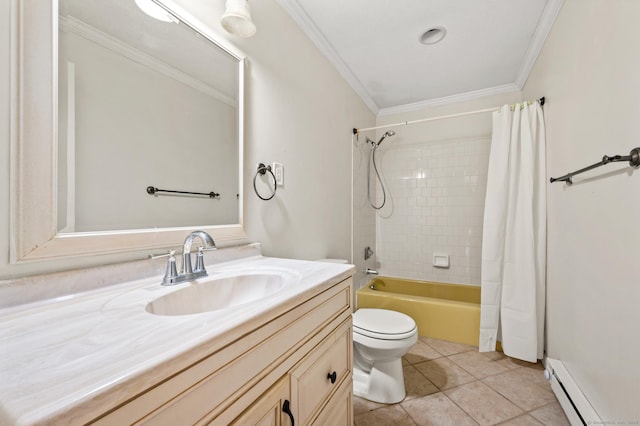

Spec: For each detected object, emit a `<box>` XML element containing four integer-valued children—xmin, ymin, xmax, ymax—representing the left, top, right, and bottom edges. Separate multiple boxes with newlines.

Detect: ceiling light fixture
<box><xmin>134</xmin><ymin>0</ymin><xmax>179</xmax><ymax>23</ymax></box>
<box><xmin>419</xmin><ymin>26</ymin><xmax>447</xmax><ymax>45</ymax></box>
<box><xmin>220</xmin><ymin>0</ymin><xmax>256</xmax><ymax>38</ymax></box>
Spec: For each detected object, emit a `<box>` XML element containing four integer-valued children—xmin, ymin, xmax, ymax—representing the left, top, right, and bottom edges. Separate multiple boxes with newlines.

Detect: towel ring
<box><xmin>253</xmin><ymin>163</ymin><xmax>277</xmax><ymax>201</ymax></box>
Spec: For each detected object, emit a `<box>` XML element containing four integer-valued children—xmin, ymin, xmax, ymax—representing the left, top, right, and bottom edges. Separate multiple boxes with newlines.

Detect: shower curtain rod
<box><xmin>352</xmin><ymin>97</ymin><xmax>545</xmax><ymax>135</ymax></box>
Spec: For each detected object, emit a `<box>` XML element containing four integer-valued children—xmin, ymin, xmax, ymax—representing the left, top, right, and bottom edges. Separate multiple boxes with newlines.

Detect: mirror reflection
<box><xmin>57</xmin><ymin>0</ymin><xmax>240</xmax><ymax>233</ymax></box>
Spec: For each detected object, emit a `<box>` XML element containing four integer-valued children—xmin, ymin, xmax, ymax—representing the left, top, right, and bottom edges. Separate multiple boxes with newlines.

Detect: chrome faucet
<box><xmin>182</xmin><ymin>230</ymin><xmax>216</xmax><ymax>275</ymax></box>
<box><xmin>160</xmin><ymin>231</ymin><xmax>217</xmax><ymax>285</ymax></box>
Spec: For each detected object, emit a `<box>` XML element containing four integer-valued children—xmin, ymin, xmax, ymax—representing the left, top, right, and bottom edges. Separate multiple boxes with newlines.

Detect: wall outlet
<box><xmin>272</xmin><ymin>162</ymin><xmax>284</xmax><ymax>186</ymax></box>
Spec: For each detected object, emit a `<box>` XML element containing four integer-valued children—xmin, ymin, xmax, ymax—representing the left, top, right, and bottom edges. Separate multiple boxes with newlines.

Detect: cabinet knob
<box><xmin>327</xmin><ymin>371</ymin><xmax>337</xmax><ymax>384</ymax></box>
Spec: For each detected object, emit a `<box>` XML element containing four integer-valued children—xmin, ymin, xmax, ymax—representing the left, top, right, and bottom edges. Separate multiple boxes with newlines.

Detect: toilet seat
<box><xmin>353</xmin><ymin>308</ymin><xmax>417</xmax><ymax>340</ymax></box>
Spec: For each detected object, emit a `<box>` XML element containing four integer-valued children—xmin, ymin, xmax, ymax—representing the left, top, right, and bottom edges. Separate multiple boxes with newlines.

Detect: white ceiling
<box><xmin>275</xmin><ymin>0</ymin><xmax>564</xmax><ymax>115</ymax></box>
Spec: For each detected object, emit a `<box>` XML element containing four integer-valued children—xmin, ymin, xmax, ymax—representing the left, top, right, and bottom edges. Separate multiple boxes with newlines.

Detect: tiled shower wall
<box><xmin>375</xmin><ymin>136</ymin><xmax>491</xmax><ymax>285</ymax></box>
<box><xmin>352</xmin><ymin>136</ymin><xmax>378</xmax><ymax>292</ymax></box>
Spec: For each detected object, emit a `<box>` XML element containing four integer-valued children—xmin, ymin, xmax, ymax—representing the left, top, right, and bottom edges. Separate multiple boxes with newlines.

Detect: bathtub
<box><xmin>357</xmin><ymin>276</ymin><xmax>481</xmax><ymax>347</ymax></box>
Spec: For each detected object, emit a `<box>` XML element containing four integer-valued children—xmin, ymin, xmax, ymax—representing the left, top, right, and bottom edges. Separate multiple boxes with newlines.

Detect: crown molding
<box><xmin>515</xmin><ymin>0</ymin><xmax>565</xmax><ymax>88</ymax></box>
<box><xmin>59</xmin><ymin>15</ymin><xmax>237</xmax><ymax>107</ymax></box>
<box><xmin>273</xmin><ymin>0</ymin><xmax>379</xmax><ymax>115</ymax></box>
<box><xmin>276</xmin><ymin>0</ymin><xmax>563</xmax><ymax>118</ymax></box>
<box><xmin>378</xmin><ymin>83</ymin><xmax>521</xmax><ymax>117</ymax></box>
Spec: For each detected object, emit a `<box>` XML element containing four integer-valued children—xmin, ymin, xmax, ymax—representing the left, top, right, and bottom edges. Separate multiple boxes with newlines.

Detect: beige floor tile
<box><xmin>404</xmin><ymin>340</ymin><xmax>443</xmax><ymax>364</ymax></box>
<box><xmin>477</xmin><ymin>347</ymin><xmax>544</xmax><ymax>367</ymax></box>
<box><xmin>448</xmin><ymin>350</ymin><xmax>512</xmax><ymax>379</ymax></box>
<box><xmin>445</xmin><ymin>381</ymin><xmax>523</xmax><ymax>426</ymax></box>
<box><xmin>414</xmin><ymin>357</ymin><xmax>476</xmax><ymax>390</ymax></box>
<box><xmin>504</xmin><ymin>357</ymin><xmax>543</xmax><ymax>370</ymax></box>
<box><xmin>353</xmin><ymin>395</ymin><xmax>387</xmax><ymax>415</ymax></box>
<box><xmin>497</xmin><ymin>414</ymin><xmax>543</xmax><ymax>425</ymax></box>
<box><xmin>354</xmin><ymin>405</ymin><xmax>417</xmax><ymax>426</ymax></box>
<box><xmin>351</xmin><ymin>339</ymin><xmax>566</xmax><ymax>426</ymax></box>
<box><xmin>478</xmin><ymin>351</ymin><xmax>523</xmax><ymax>371</ymax></box>
<box><xmin>482</xmin><ymin>369</ymin><xmax>556</xmax><ymax>411</ymax></box>
<box><xmin>404</xmin><ymin>365</ymin><xmax>439</xmax><ymax>400</ymax></box>
<box><xmin>528</xmin><ymin>401</ymin><xmax>570</xmax><ymax>426</ymax></box>
<box><xmin>401</xmin><ymin>392</ymin><xmax>478</xmax><ymax>426</ymax></box>
<box><xmin>479</xmin><ymin>350</ymin><xmax>507</xmax><ymax>361</ymax></box>
<box><xmin>421</xmin><ymin>337</ymin><xmax>477</xmax><ymax>356</ymax></box>
<box><xmin>507</xmin><ymin>363</ymin><xmax>548</xmax><ymax>388</ymax></box>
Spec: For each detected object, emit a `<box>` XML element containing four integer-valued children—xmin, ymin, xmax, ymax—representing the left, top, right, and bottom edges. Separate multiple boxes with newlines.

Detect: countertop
<box><xmin>0</xmin><ymin>253</ymin><xmax>354</xmax><ymax>425</ymax></box>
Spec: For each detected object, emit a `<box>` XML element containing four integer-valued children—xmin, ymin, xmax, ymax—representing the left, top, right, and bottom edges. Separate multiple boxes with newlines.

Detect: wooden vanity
<box><xmin>0</xmin><ymin>253</ymin><xmax>354</xmax><ymax>425</ymax></box>
<box><xmin>96</xmin><ymin>277</ymin><xmax>353</xmax><ymax>425</ymax></box>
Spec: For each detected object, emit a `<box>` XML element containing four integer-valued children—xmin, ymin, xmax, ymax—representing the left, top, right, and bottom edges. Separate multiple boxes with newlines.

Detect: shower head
<box><xmin>377</xmin><ymin>130</ymin><xmax>396</xmax><ymax>146</ymax></box>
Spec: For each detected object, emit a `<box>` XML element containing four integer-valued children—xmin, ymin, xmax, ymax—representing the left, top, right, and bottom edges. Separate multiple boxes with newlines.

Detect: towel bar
<box><xmin>550</xmin><ymin>148</ymin><xmax>640</xmax><ymax>185</ymax></box>
<box><xmin>146</xmin><ymin>186</ymin><xmax>220</xmax><ymax>198</ymax></box>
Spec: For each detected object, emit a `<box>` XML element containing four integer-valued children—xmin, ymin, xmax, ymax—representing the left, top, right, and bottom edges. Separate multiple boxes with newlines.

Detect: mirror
<box><xmin>10</xmin><ymin>0</ymin><xmax>247</xmax><ymax>262</ymax></box>
<box><xmin>58</xmin><ymin>0</ymin><xmax>241</xmax><ymax>232</ymax></box>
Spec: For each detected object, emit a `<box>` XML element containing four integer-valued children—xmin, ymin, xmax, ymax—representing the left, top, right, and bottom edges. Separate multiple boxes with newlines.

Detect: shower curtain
<box><xmin>479</xmin><ymin>102</ymin><xmax>546</xmax><ymax>363</ymax></box>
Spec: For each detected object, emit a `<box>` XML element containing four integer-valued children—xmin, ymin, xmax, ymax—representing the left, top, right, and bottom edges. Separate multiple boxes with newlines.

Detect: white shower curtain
<box><xmin>479</xmin><ymin>102</ymin><xmax>546</xmax><ymax>363</ymax></box>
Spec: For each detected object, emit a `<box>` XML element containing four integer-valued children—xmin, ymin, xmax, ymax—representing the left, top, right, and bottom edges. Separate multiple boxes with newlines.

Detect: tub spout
<box><xmin>365</xmin><ymin>268</ymin><xmax>378</xmax><ymax>275</ymax></box>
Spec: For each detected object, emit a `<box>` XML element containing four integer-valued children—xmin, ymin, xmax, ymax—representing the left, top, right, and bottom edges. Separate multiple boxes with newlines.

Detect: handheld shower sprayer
<box><xmin>365</xmin><ymin>130</ymin><xmax>396</xmax><ymax>147</ymax></box>
<box><xmin>366</xmin><ymin>129</ymin><xmax>396</xmax><ymax>209</ymax></box>
<box><xmin>376</xmin><ymin>130</ymin><xmax>396</xmax><ymax>146</ymax></box>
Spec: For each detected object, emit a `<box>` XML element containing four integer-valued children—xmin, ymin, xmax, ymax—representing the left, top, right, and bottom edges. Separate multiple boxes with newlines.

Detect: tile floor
<box><xmin>353</xmin><ymin>337</ymin><xmax>570</xmax><ymax>426</ymax></box>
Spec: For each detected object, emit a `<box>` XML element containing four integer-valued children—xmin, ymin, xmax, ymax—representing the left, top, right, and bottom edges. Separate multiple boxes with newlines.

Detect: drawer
<box><xmin>290</xmin><ymin>319</ymin><xmax>352</xmax><ymax>425</ymax></box>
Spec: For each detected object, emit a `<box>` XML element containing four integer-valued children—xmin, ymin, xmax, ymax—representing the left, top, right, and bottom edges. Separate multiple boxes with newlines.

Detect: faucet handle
<box><xmin>161</xmin><ymin>251</ymin><xmax>180</xmax><ymax>285</ymax></box>
<box><xmin>149</xmin><ymin>249</ymin><xmax>176</xmax><ymax>260</ymax></box>
<box><xmin>194</xmin><ymin>246</ymin><xmax>206</xmax><ymax>274</ymax></box>
<box><xmin>197</xmin><ymin>246</ymin><xmax>217</xmax><ymax>253</ymax></box>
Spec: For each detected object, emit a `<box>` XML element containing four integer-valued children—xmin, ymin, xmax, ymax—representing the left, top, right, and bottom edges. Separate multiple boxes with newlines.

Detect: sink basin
<box><xmin>146</xmin><ymin>273</ymin><xmax>286</xmax><ymax>316</ymax></box>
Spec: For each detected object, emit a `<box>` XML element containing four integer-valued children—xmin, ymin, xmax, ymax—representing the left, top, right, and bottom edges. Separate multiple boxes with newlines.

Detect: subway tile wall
<box><xmin>375</xmin><ymin>136</ymin><xmax>491</xmax><ymax>285</ymax></box>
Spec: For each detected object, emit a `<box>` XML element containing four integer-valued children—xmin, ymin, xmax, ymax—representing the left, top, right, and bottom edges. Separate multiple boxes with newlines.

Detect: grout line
<box><xmin>442</xmin><ymin>391</ymin><xmax>483</xmax><ymax>426</ymax></box>
<box><xmin>397</xmin><ymin>402</ymin><xmax>419</xmax><ymax>426</ymax></box>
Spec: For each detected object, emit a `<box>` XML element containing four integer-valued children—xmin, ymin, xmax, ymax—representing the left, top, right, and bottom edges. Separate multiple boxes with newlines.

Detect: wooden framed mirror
<box><xmin>10</xmin><ymin>0</ymin><xmax>246</xmax><ymax>263</ymax></box>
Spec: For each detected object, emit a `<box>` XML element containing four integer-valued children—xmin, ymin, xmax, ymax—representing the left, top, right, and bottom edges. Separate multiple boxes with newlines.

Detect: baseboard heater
<box><xmin>544</xmin><ymin>358</ymin><xmax>601</xmax><ymax>426</ymax></box>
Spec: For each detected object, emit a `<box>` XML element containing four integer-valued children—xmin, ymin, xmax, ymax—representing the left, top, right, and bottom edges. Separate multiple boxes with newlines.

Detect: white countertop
<box><xmin>0</xmin><ymin>254</ymin><xmax>354</xmax><ymax>425</ymax></box>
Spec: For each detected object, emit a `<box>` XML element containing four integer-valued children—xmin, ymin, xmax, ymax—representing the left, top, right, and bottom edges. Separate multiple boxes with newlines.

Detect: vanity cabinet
<box><xmin>231</xmin><ymin>319</ymin><xmax>353</xmax><ymax>426</ymax></box>
<box><xmin>92</xmin><ymin>277</ymin><xmax>353</xmax><ymax>425</ymax></box>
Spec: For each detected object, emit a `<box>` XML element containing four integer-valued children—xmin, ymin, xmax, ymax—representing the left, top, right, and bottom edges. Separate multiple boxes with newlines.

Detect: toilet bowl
<box><xmin>352</xmin><ymin>308</ymin><xmax>418</xmax><ymax>403</ymax></box>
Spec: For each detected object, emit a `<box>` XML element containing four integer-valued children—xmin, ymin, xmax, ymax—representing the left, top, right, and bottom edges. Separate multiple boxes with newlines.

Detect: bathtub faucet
<box><xmin>365</xmin><ymin>268</ymin><xmax>378</xmax><ymax>275</ymax></box>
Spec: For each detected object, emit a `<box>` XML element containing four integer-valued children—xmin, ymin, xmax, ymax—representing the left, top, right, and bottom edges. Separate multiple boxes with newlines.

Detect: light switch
<box><xmin>272</xmin><ymin>162</ymin><xmax>284</xmax><ymax>186</ymax></box>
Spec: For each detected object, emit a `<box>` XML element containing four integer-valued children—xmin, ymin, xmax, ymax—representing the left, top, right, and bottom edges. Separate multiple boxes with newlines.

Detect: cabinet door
<box><xmin>230</xmin><ymin>376</ymin><xmax>293</xmax><ymax>426</ymax></box>
<box><xmin>290</xmin><ymin>319</ymin><xmax>352</xmax><ymax>425</ymax></box>
<box><xmin>312</xmin><ymin>377</ymin><xmax>353</xmax><ymax>426</ymax></box>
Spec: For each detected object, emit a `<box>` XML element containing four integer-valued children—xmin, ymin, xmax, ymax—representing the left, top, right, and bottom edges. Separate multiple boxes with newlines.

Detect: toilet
<box><xmin>314</xmin><ymin>259</ymin><xmax>418</xmax><ymax>403</ymax></box>
<box><xmin>352</xmin><ymin>308</ymin><xmax>418</xmax><ymax>403</ymax></box>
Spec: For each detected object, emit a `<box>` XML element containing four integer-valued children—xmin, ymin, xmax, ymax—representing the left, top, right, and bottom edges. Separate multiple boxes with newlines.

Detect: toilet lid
<box><xmin>352</xmin><ymin>308</ymin><xmax>417</xmax><ymax>340</ymax></box>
